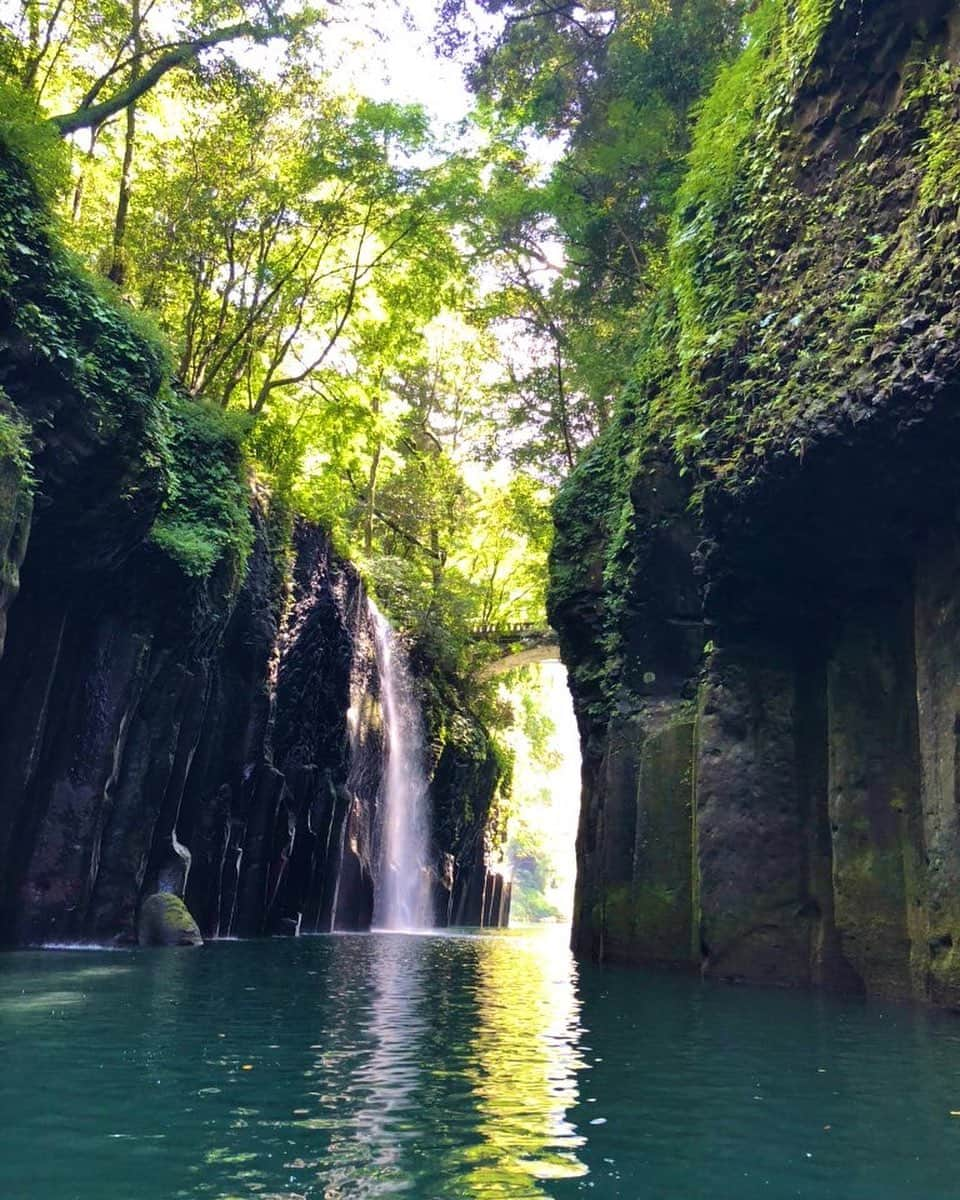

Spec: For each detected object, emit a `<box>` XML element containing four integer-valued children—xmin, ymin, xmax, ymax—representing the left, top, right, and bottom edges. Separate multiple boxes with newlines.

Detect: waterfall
<box><xmin>369</xmin><ymin>600</ymin><xmax>433</xmax><ymax>930</ymax></box>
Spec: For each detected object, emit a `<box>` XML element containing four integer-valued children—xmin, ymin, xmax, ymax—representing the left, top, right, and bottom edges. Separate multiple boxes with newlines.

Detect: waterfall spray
<box><xmin>369</xmin><ymin>600</ymin><xmax>433</xmax><ymax>929</ymax></box>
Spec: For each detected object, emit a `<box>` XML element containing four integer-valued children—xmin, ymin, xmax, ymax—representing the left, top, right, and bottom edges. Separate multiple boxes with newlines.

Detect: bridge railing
<box><xmin>466</xmin><ymin>621</ymin><xmax>551</xmax><ymax>639</ymax></box>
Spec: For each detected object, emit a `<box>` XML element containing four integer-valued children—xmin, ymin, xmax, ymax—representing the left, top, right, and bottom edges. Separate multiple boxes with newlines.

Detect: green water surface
<box><xmin>2</xmin><ymin>926</ymin><xmax>960</xmax><ymax>1198</ymax></box>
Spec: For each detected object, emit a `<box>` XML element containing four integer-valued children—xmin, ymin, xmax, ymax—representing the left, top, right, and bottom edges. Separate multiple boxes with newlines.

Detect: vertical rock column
<box><xmin>578</xmin><ymin>708</ymin><xmax>696</xmax><ymax>967</ymax></box>
<box><xmin>632</xmin><ymin>711</ymin><xmax>695</xmax><ymax>965</ymax></box>
<box><xmin>0</xmin><ymin>594</ymin><xmax>156</xmax><ymax>945</ymax></box>
<box><xmin>695</xmin><ymin>650</ymin><xmax>819</xmax><ymax>986</ymax></box>
<box><xmin>590</xmin><ymin>715</ymin><xmax>646</xmax><ymax>960</ymax></box>
<box><xmin>569</xmin><ymin>732</ymin><xmax>607</xmax><ymax>958</ymax></box>
<box><xmin>826</xmin><ymin>600</ymin><xmax>924</xmax><ymax>1000</ymax></box>
<box><xmin>915</xmin><ymin>531</ymin><xmax>960</xmax><ymax>1005</ymax></box>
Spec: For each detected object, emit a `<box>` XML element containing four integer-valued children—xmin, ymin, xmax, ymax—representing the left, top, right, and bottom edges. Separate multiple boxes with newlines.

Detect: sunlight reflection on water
<box><xmin>1</xmin><ymin>927</ymin><xmax>586</xmax><ymax>1199</ymax></box>
<box><xmin>5</xmin><ymin>927</ymin><xmax>960</xmax><ymax>1199</ymax></box>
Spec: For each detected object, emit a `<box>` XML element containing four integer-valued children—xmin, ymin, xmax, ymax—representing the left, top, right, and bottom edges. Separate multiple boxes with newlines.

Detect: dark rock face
<box><xmin>0</xmin><ymin>449</ymin><xmax>505</xmax><ymax>948</ymax></box>
<box><xmin>549</xmin><ymin>1</ymin><xmax>960</xmax><ymax>1006</ymax></box>
<box><xmin>0</xmin><ymin>458</ymin><xmax>505</xmax><ymax>947</ymax></box>
<box><xmin>421</xmin><ymin>680</ymin><xmax>511</xmax><ymax>929</ymax></box>
<box><xmin>554</xmin><ymin>454</ymin><xmax>958</xmax><ymax>1001</ymax></box>
<box><xmin>0</xmin><ymin>509</ymin><xmax>387</xmax><ymax>946</ymax></box>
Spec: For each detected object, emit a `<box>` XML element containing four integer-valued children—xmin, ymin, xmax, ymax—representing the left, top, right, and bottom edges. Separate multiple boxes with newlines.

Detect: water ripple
<box><xmin>3</xmin><ymin>929</ymin><xmax>960</xmax><ymax>1197</ymax></box>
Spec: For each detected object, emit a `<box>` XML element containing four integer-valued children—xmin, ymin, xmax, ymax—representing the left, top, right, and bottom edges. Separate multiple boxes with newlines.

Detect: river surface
<box><xmin>2</xmin><ymin>927</ymin><xmax>960</xmax><ymax>1199</ymax></box>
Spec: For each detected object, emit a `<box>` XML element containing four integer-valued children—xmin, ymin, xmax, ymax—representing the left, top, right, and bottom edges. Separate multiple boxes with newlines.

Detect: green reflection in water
<box><xmin>5</xmin><ymin>930</ymin><xmax>960</xmax><ymax>1198</ymax></box>
<box><xmin>0</xmin><ymin>931</ymin><xmax>587</xmax><ymax>1198</ymax></box>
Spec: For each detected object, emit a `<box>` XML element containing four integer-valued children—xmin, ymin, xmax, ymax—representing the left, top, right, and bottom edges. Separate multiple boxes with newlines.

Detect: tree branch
<box><xmin>51</xmin><ymin>19</ymin><xmax>293</xmax><ymax>135</ymax></box>
<box><xmin>345</xmin><ymin>470</ymin><xmax>444</xmax><ymax>562</ymax></box>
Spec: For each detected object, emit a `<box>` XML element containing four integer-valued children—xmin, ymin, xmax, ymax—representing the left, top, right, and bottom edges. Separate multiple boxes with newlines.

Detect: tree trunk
<box><xmin>555</xmin><ymin>343</ymin><xmax>576</xmax><ymax>470</ymax></box>
<box><xmin>107</xmin><ymin>0</ymin><xmax>142</xmax><ymax>286</ymax></box>
<box><xmin>70</xmin><ymin>127</ymin><xmax>102</xmax><ymax>223</ymax></box>
<box><xmin>430</xmin><ymin>523</ymin><xmax>444</xmax><ymax>593</ymax></box>
<box><xmin>107</xmin><ymin>101</ymin><xmax>137</xmax><ymax>285</ymax></box>
<box><xmin>365</xmin><ymin>391</ymin><xmax>382</xmax><ymax>557</ymax></box>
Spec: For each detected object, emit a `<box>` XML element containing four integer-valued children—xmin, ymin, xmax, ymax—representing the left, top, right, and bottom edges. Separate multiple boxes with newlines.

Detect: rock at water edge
<box><xmin>138</xmin><ymin>893</ymin><xmax>203</xmax><ymax>947</ymax></box>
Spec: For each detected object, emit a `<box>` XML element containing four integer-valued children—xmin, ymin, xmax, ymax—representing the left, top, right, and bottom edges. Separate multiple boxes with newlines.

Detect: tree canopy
<box><xmin>0</xmin><ymin>0</ymin><xmax>750</xmax><ymax>709</ymax></box>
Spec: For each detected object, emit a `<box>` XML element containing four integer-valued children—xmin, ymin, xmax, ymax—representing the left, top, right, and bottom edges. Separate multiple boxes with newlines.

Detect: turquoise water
<box><xmin>2</xmin><ymin>927</ymin><xmax>960</xmax><ymax>1199</ymax></box>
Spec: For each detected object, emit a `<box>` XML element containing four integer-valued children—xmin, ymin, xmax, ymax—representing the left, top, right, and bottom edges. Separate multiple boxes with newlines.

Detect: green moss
<box><xmin>150</xmin><ymin>395</ymin><xmax>254</xmax><ymax>580</ymax></box>
<box><xmin>602</xmin><ymin>885</ymin><xmax>635</xmax><ymax>945</ymax></box>
<box><xmin>0</xmin><ymin>406</ymin><xmax>31</xmax><ymax>483</ymax></box>
<box><xmin>0</xmin><ymin>79</ymin><xmax>69</xmax><ymax>204</ymax></box>
<box><xmin>0</xmin><ymin>127</ymin><xmax>174</xmax><ymax>570</ymax></box>
<box><xmin>0</xmin><ymin>473</ymin><xmax>31</xmax><ymax>620</ymax></box>
<box><xmin>642</xmin><ymin>0</ymin><xmax>855</xmax><ymax>474</ymax></box>
<box><xmin>0</xmin><ymin>113</ymin><xmax>255</xmax><ymax>589</ymax></box>
<box><xmin>599</xmin><ymin>881</ymin><xmax>691</xmax><ymax>960</ymax></box>
<box><xmin>911</xmin><ymin>60</ymin><xmax>960</xmax><ymax>210</ymax></box>
<box><xmin>551</xmin><ymin>0</ymin><xmax>960</xmax><ymax>707</ymax></box>
<box><xmin>0</xmin><ymin>142</ymin><xmax>169</xmax><ymax>422</ymax></box>
<box><xmin>548</xmin><ymin>392</ymin><xmax>638</xmax><ymax>723</ymax></box>
<box><xmin>137</xmin><ymin>892</ymin><xmax>203</xmax><ymax>947</ymax></box>
<box><xmin>650</xmin><ymin>2</ymin><xmax>960</xmax><ymax>482</ymax></box>
<box><xmin>631</xmin><ymin>884</ymin><xmax>687</xmax><ymax>944</ymax></box>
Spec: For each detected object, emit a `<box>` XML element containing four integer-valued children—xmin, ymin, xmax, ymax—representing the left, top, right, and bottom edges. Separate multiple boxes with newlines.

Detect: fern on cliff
<box><xmin>149</xmin><ymin>394</ymin><xmax>254</xmax><ymax>581</ymax></box>
<box><xmin>549</xmin><ymin>0</ymin><xmax>960</xmax><ymax>716</ymax></box>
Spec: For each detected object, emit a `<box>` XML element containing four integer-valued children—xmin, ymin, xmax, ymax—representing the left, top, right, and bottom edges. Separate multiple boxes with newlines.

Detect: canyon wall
<box><xmin>0</xmin><ymin>496</ymin><xmax>386</xmax><ymax>944</ymax></box>
<box><xmin>0</xmin><ymin>140</ymin><xmax>505</xmax><ymax>945</ymax></box>
<box><xmin>419</xmin><ymin>666</ymin><xmax>512</xmax><ymax>929</ymax></box>
<box><xmin>550</xmin><ymin>0</ymin><xmax>960</xmax><ymax>1005</ymax></box>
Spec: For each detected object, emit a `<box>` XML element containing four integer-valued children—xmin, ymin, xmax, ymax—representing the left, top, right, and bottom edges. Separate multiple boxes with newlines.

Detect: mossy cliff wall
<box><xmin>0</xmin><ymin>143</ymin><xmax>503</xmax><ymax>945</ymax></box>
<box><xmin>550</xmin><ymin>0</ymin><xmax>960</xmax><ymax>1005</ymax></box>
<box><xmin>418</xmin><ymin>666</ymin><xmax>511</xmax><ymax>928</ymax></box>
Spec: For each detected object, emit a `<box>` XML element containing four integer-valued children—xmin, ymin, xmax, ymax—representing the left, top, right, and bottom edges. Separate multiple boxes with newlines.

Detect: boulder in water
<box><xmin>138</xmin><ymin>893</ymin><xmax>203</xmax><ymax>947</ymax></box>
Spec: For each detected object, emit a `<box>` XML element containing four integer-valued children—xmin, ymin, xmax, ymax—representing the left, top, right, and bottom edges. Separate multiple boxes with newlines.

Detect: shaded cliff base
<box><xmin>0</xmin><ymin>499</ymin><xmax>511</xmax><ymax>948</ymax></box>
<box><xmin>567</xmin><ymin>529</ymin><xmax>960</xmax><ymax>1012</ymax></box>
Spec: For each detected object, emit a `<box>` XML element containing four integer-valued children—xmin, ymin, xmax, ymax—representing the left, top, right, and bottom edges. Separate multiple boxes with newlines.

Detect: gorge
<box><xmin>4</xmin><ymin>0</ymin><xmax>960</xmax><ymax>1000</ymax></box>
<box><xmin>6</xmin><ymin>0</ymin><xmax>960</xmax><ymax>983</ymax></box>
<box><xmin>8</xmin><ymin>0</ymin><xmax>960</xmax><ymax>1193</ymax></box>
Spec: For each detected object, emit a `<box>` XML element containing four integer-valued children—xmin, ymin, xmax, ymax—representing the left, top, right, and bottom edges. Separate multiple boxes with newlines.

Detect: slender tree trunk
<box><xmin>364</xmin><ymin>391</ymin><xmax>382</xmax><ymax>556</ymax></box>
<box><xmin>107</xmin><ymin>102</ymin><xmax>136</xmax><ymax>284</ymax></box>
<box><xmin>71</xmin><ymin>126</ymin><xmax>101</xmax><ymax>223</ymax></box>
<box><xmin>555</xmin><ymin>342</ymin><xmax>576</xmax><ymax>470</ymax></box>
<box><xmin>23</xmin><ymin>0</ymin><xmax>41</xmax><ymax>82</ymax></box>
<box><xmin>430</xmin><ymin>522</ymin><xmax>444</xmax><ymax>593</ymax></box>
<box><xmin>108</xmin><ymin>0</ymin><xmax>141</xmax><ymax>286</ymax></box>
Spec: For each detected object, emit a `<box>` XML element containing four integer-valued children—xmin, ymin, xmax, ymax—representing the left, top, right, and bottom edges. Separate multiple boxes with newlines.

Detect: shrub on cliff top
<box><xmin>150</xmin><ymin>394</ymin><xmax>254</xmax><ymax>580</ymax></box>
<box><xmin>0</xmin><ymin>120</ymin><xmax>252</xmax><ymax>587</ymax></box>
<box><xmin>0</xmin><ymin>79</ymin><xmax>68</xmax><ymax>204</ymax></box>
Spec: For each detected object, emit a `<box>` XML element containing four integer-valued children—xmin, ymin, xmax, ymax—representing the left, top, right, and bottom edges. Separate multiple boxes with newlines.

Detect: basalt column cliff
<box><xmin>0</xmin><ymin>142</ymin><xmax>505</xmax><ymax>946</ymax></box>
<box><xmin>550</xmin><ymin>0</ymin><xmax>960</xmax><ymax>1006</ymax></box>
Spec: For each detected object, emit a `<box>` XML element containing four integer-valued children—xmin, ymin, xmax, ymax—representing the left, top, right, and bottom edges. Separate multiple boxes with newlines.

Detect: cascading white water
<box><xmin>369</xmin><ymin>600</ymin><xmax>433</xmax><ymax>930</ymax></box>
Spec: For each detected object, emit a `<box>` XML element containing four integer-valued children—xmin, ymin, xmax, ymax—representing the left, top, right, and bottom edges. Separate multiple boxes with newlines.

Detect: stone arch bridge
<box><xmin>469</xmin><ymin>621</ymin><xmax>561</xmax><ymax>679</ymax></box>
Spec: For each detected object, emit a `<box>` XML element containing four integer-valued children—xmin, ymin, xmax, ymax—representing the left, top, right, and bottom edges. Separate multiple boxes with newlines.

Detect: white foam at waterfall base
<box><xmin>368</xmin><ymin>600</ymin><xmax>434</xmax><ymax>930</ymax></box>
